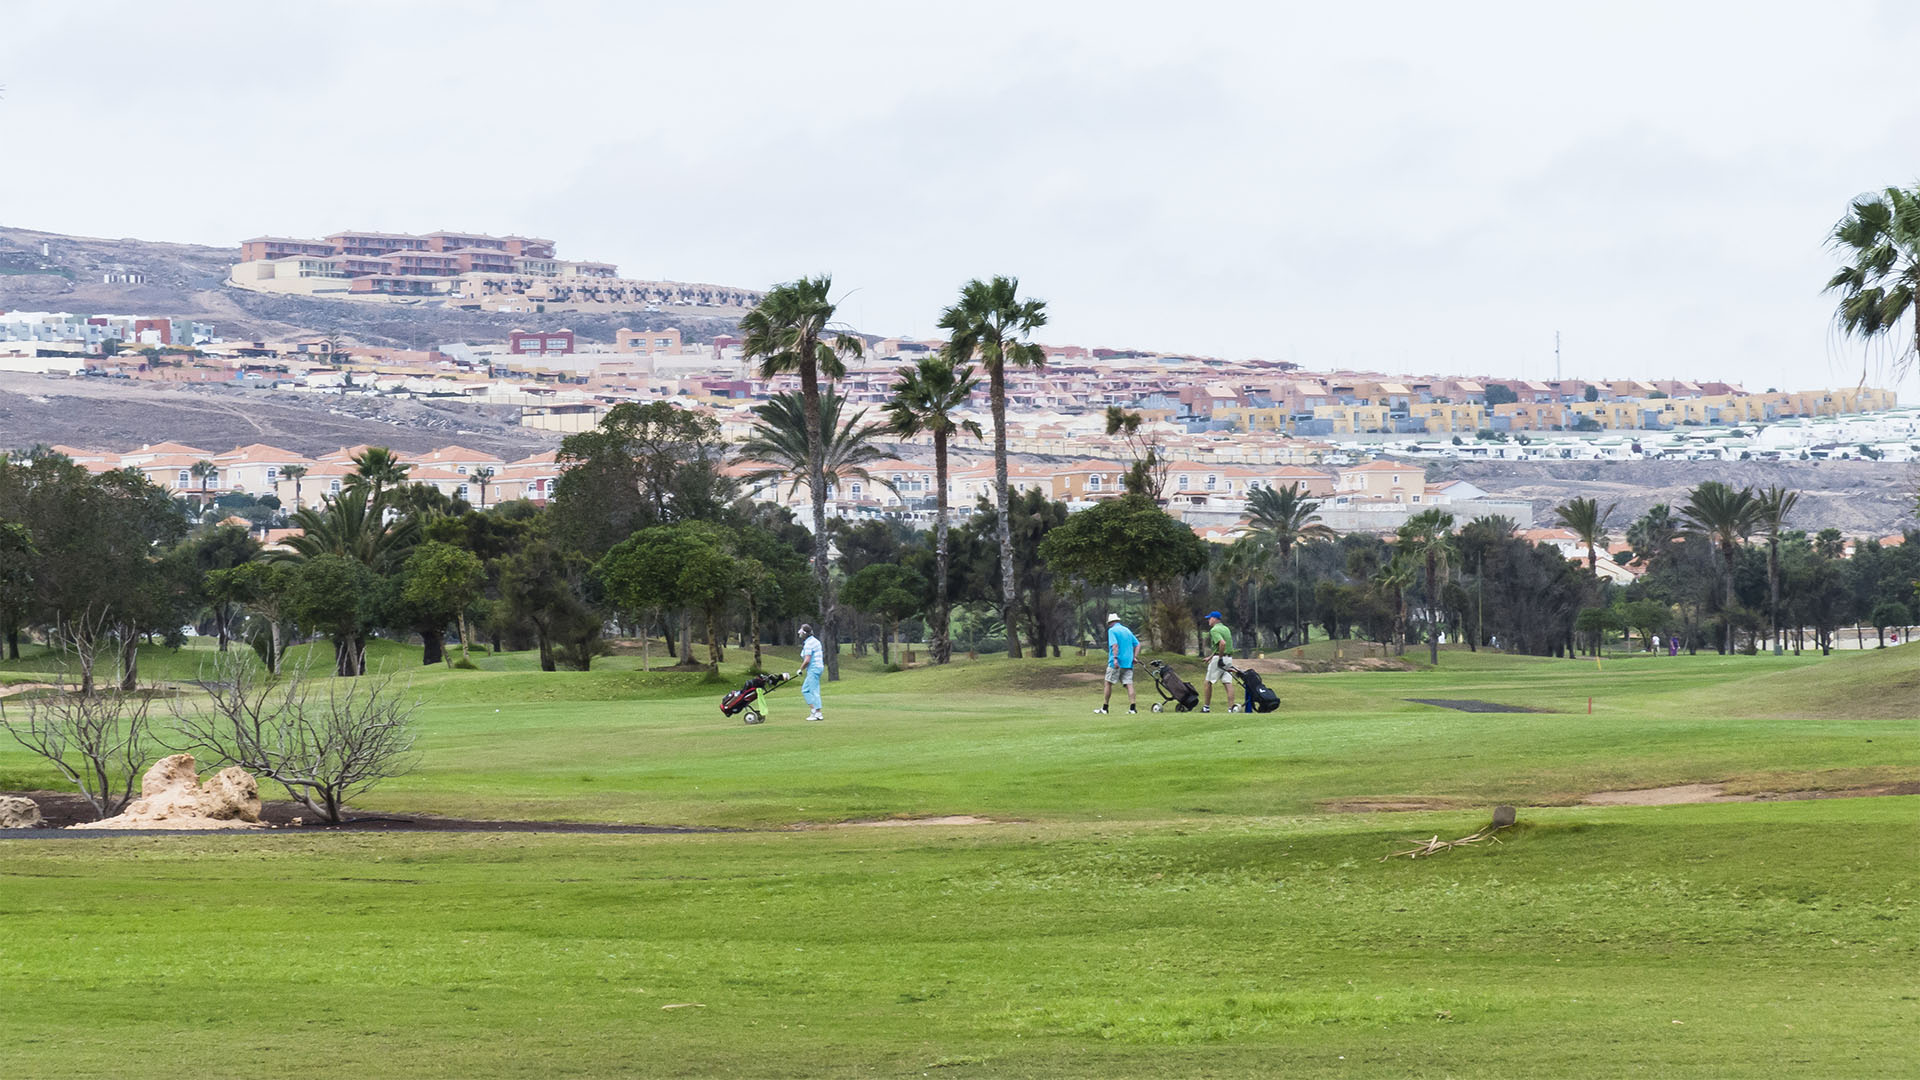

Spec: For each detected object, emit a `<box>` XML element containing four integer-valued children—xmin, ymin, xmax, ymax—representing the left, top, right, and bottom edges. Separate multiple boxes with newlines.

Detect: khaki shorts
<box><xmin>1105</xmin><ymin>665</ymin><xmax>1134</xmax><ymax>685</ymax></box>
<box><xmin>1206</xmin><ymin>656</ymin><xmax>1234</xmax><ymax>683</ymax></box>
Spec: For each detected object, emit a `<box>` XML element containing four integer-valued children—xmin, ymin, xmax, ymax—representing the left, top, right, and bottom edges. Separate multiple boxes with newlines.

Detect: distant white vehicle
<box><xmin>179</xmin><ymin>625</ymin><xmax>198</xmax><ymax>637</ymax></box>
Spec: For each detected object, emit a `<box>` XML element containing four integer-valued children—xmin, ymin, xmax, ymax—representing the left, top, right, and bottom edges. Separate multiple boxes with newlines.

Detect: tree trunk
<box><xmin>5</xmin><ymin>622</ymin><xmax>18</xmax><ymax>661</ymax></box>
<box><xmin>932</xmin><ymin>430</ymin><xmax>951</xmax><ymax>664</ymax></box>
<box><xmin>216</xmin><ymin>605</ymin><xmax>230</xmax><ymax>652</ymax></box>
<box><xmin>990</xmin><ymin>361</ymin><xmax>1022</xmax><ymax>658</ymax></box>
<box><xmin>458</xmin><ymin>612</ymin><xmax>472</xmax><ymax>664</ymax></box>
<box><xmin>334</xmin><ymin>635</ymin><xmax>354</xmax><ymax>677</ymax></box>
<box><xmin>749</xmin><ymin>596</ymin><xmax>762</xmax><ymax>672</ymax></box>
<box><xmin>536</xmin><ymin>622</ymin><xmax>556</xmax><ymax>672</ymax></box>
<box><xmin>118</xmin><ymin>630</ymin><xmax>138</xmax><ymax>692</ymax></box>
<box><xmin>799</xmin><ymin>354</ymin><xmax>840</xmax><ymax>681</ymax></box>
<box><xmin>706</xmin><ymin>608</ymin><xmax>721</xmax><ymax>667</ymax></box>
<box><xmin>420</xmin><ymin>629</ymin><xmax>444</xmax><ymax>666</ymax></box>
<box><xmin>679</xmin><ymin>611</ymin><xmax>692</xmax><ymax>662</ymax></box>
<box><xmin>1767</xmin><ymin>541</ymin><xmax>1781</xmax><ymax>652</ymax></box>
<box><xmin>1426</xmin><ymin>558</ymin><xmax>1439</xmax><ymax>666</ymax></box>
<box><xmin>269</xmin><ymin>619</ymin><xmax>283</xmax><ymax>675</ymax></box>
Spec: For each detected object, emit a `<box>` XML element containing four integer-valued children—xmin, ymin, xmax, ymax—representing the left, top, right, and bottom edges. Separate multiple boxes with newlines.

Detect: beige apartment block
<box><xmin>1312</xmin><ymin>404</ymin><xmax>1392</xmax><ymax>434</ymax></box>
<box><xmin>1407</xmin><ymin>402</ymin><xmax>1486</xmax><ymax>433</ymax></box>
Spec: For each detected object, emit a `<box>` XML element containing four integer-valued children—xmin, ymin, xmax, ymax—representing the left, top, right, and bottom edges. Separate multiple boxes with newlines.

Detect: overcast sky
<box><xmin>4</xmin><ymin>1</ymin><xmax>1917</xmax><ymax>395</ymax></box>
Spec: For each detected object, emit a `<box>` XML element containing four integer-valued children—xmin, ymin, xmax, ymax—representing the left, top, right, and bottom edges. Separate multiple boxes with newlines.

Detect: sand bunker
<box><xmin>842</xmin><ymin>815</ymin><xmax>998</xmax><ymax>828</ymax></box>
<box><xmin>68</xmin><ymin>754</ymin><xmax>264</xmax><ymax>830</ymax></box>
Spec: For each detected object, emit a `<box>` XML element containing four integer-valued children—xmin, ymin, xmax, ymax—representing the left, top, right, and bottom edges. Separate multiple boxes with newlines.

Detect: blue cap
<box><xmin>1208</xmin><ymin>611</ymin><xmax>1222</xmax><ymax>620</ymax></box>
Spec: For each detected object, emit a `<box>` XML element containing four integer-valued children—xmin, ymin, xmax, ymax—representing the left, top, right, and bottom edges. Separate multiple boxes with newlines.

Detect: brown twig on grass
<box><xmin>1383</xmin><ymin>808</ymin><xmax>1517</xmax><ymax>859</ymax></box>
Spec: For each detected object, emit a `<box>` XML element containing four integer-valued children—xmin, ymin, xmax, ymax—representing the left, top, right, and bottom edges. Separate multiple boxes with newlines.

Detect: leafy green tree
<box><xmin>205</xmin><ymin>560</ymin><xmax>295</xmax><ymax>673</ymax></box>
<box><xmin>596</xmin><ymin>522</ymin><xmax>737</xmax><ymax>667</ymax></box>
<box><xmin>1104</xmin><ymin>406</ymin><xmax>1166</xmax><ymax>501</ymax></box>
<box><xmin>499</xmin><ymin>539</ymin><xmax>601</xmax><ymax>672</ymax></box>
<box><xmin>1868</xmin><ymin>599</ymin><xmax>1913</xmax><ymax>647</ymax></box>
<box><xmin>182</xmin><ymin>526</ymin><xmax>261</xmax><ymax>652</ymax></box>
<box><xmin>842</xmin><ymin>563</ymin><xmax>927</xmax><ymax>666</ymax></box>
<box><xmin>402</xmin><ymin>542</ymin><xmax>486</xmax><ymax>665</ymax></box>
<box><xmin>1552</xmin><ymin>496</ymin><xmax>1615</xmax><ymax>573</ymax></box>
<box><xmin>1617</xmin><ymin>597</ymin><xmax>1673</xmax><ymax>652</ymax></box>
<box><xmin>940</xmin><ymin>275</ymin><xmax>1048</xmax><ymax>659</ymax></box>
<box><xmin>550</xmin><ymin>401</ymin><xmax>735</xmax><ymax>558</ymax></box>
<box><xmin>740</xmin><ymin>276</ymin><xmax>864</xmax><ymax>680</ymax></box>
<box><xmin>0</xmin><ymin>520</ymin><xmax>37</xmax><ymax>660</ymax></box>
<box><xmin>1483</xmin><ymin>384</ymin><xmax>1518</xmax><ymax>406</ymax></box>
<box><xmin>282</xmin><ymin>494</ymin><xmax>420</xmax><ymax>572</ymax></box>
<box><xmin>1038</xmin><ymin>494</ymin><xmax>1207</xmax><ymax>650</ymax></box>
<box><xmin>288</xmin><ymin>554</ymin><xmax>379</xmax><ymax>676</ymax></box>
<box><xmin>1824</xmin><ymin>185</ymin><xmax>1920</xmax><ymax>376</ymax></box>
<box><xmin>883</xmin><ymin>352</ymin><xmax>982</xmax><ymax>665</ymax></box>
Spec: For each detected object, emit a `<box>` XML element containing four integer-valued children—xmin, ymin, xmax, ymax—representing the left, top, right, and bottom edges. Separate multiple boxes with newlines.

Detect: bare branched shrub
<box><xmin>1</xmin><ymin>613</ymin><xmax>154</xmax><ymax>819</ymax></box>
<box><xmin>170</xmin><ymin>652</ymin><xmax>420</xmax><ymax>823</ymax></box>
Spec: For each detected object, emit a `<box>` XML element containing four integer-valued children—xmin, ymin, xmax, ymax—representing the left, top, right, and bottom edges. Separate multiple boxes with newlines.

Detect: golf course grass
<box><xmin>1</xmin><ymin>641</ymin><xmax>1914</xmax><ymax>1077</ymax></box>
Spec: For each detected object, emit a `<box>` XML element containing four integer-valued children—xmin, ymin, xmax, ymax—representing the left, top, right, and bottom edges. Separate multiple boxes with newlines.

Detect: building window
<box><xmin>1178</xmin><ymin>474</ymin><xmax>1190</xmax><ymax>489</ymax></box>
<box><xmin>265</xmin><ymin>468</ymin><xmax>278</xmax><ymax>483</ymax></box>
<box><xmin>1205</xmin><ymin>475</ymin><xmax>1217</xmax><ymax>490</ymax></box>
<box><xmin>456</xmin><ymin>466</ymin><xmax>468</xmax><ymax>475</ymax></box>
<box><xmin>457</xmin><ymin>485</ymin><xmax>470</xmax><ymax>500</ymax></box>
<box><xmin>177</xmin><ymin>470</ymin><xmax>190</xmax><ymax>486</ymax></box>
<box><xmin>850</xmin><ymin>482</ymin><xmax>863</xmax><ymax>497</ymax></box>
<box><xmin>1088</xmin><ymin>475</ymin><xmax>1101</xmax><ymax>491</ymax></box>
<box><xmin>330</xmin><ymin>479</ymin><xmax>341</xmax><ymax>493</ymax></box>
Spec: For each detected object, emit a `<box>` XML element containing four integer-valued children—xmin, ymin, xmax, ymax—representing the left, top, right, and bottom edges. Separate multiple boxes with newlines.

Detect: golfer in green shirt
<box><xmin>1202</xmin><ymin>611</ymin><xmax>1234</xmax><ymax>713</ymax></box>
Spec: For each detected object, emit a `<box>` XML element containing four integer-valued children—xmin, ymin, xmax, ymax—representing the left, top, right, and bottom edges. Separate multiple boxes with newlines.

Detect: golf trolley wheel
<box><xmin>742</xmin><ymin>709</ymin><xmax>764</xmax><ymax>725</ymax></box>
<box><xmin>1228</xmin><ymin>704</ymin><xmax>1241</xmax><ymax>713</ymax></box>
<box><xmin>1151</xmin><ymin>702</ymin><xmax>1164</xmax><ymax>713</ymax></box>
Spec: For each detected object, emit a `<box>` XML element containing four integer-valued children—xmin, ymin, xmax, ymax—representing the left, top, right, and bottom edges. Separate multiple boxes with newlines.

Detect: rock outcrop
<box><xmin>0</xmin><ymin>795</ymin><xmax>44</xmax><ymax>829</ymax></box>
<box><xmin>68</xmin><ymin>754</ymin><xmax>263</xmax><ymax>830</ymax></box>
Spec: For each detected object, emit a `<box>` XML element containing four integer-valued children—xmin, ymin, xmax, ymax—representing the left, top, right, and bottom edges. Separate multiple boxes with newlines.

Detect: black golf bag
<box><xmin>1232</xmin><ymin>665</ymin><xmax>1281</xmax><ymax>713</ymax></box>
<box><xmin>1147</xmin><ymin>659</ymin><xmax>1200</xmax><ymax>713</ymax></box>
<box><xmin>721</xmin><ymin>671</ymin><xmax>790</xmax><ymax>724</ymax></box>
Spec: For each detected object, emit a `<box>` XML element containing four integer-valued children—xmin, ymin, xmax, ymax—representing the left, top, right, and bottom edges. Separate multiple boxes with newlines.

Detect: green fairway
<box><xmin>1</xmin><ymin>642</ymin><xmax>1915</xmax><ymax>1076</ymax></box>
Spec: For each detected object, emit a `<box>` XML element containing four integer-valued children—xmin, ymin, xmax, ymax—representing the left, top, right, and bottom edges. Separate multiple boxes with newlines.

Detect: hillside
<box><xmin>1429</xmin><ymin>457</ymin><xmax>1918</xmax><ymax>536</ymax></box>
<box><xmin>0</xmin><ymin>225</ymin><xmax>739</xmax><ymax>348</ymax></box>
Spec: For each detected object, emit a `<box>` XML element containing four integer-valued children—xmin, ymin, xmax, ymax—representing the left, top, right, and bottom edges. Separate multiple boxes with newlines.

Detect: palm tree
<box><xmin>1244</xmin><ymin>482</ymin><xmax>1335</xmax><ymax>560</ymax></box>
<box><xmin>190</xmin><ymin>459</ymin><xmax>217</xmax><ymax>515</ymax></box>
<box><xmin>1754</xmin><ymin>486</ymin><xmax>1799</xmax><ymax>653</ymax></box>
<box><xmin>737</xmin><ymin>386</ymin><xmax>894</xmax><ymax>503</ymax></box>
<box><xmin>1215</xmin><ymin>533</ymin><xmax>1277</xmax><ymax>649</ymax></box>
<box><xmin>345</xmin><ymin>447</ymin><xmax>409</xmax><ymax>509</ymax></box>
<box><xmin>1396</xmin><ymin>508</ymin><xmax>1457</xmax><ymax>665</ymax></box>
<box><xmin>470</xmin><ymin>466</ymin><xmax>495</xmax><ymax>510</ymax></box>
<box><xmin>1824</xmin><ymin>185</ymin><xmax>1920</xmax><ymax>376</ymax></box>
<box><xmin>1552</xmin><ymin>496</ymin><xmax>1617</xmax><ymax>573</ymax></box>
<box><xmin>280</xmin><ymin>463</ymin><xmax>308</xmax><ymax>514</ymax></box>
<box><xmin>883</xmin><ymin>351</ymin><xmax>983</xmax><ymax>665</ymax></box>
<box><xmin>940</xmin><ymin>276</ymin><xmax>1047</xmax><ymax>659</ymax></box>
<box><xmin>740</xmin><ymin>276</ymin><xmax>864</xmax><ymax>681</ymax></box>
<box><xmin>281</xmin><ymin>494</ymin><xmax>420</xmax><ymax>571</ymax></box>
<box><xmin>1680</xmin><ymin>481</ymin><xmax>1759</xmax><ymax>654</ymax></box>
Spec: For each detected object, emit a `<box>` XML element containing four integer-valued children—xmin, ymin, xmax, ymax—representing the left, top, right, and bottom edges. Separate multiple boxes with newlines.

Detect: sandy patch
<box><xmin>0</xmin><ymin>682</ymin><xmax>57</xmax><ymax>699</ymax></box>
<box><xmin>1581</xmin><ymin>783</ymin><xmax>1738</xmax><ymax>806</ymax></box>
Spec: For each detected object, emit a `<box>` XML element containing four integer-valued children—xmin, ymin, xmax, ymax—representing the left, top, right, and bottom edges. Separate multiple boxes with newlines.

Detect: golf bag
<box><xmin>1231</xmin><ymin>665</ymin><xmax>1281</xmax><ymax>713</ymax></box>
<box><xmin>720</xmin><ymin>671</ymin><xmax>790</xmax><ymax>725</ymax></box>
<box><xmin>1147</xmin><ymin>659</ymin><xmax>1200</xmax><ymax>713</ymax></box>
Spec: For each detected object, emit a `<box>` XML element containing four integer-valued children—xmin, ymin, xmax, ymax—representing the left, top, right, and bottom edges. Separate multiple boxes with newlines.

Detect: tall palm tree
<box><xmin>281</xmin><ymin>494</ymin><xmax>421</xmax><ymax>571</ymax></box>
<box><xmin>1215</xmin><ymin>532</ymin><xmax>1277</xmax><ymax>649</ymax></box>
<box><xmin>470</xmin><ymin>466</ymin><xmax>495</xmax><ymax>510</ymax></box>
<box><xmin>280</xmin><ymin>463</ymin><xmax>308</xmax><ymax>514</ymax></box>
<box><xmin>190</xmin><ymin>459</ymin><xmax>217</xmax><ymax>515</ymax></box>
<box><xmin>740</xmin><ymin>276</ymin><xmax>864</xmax><ymax>681</ymax></box>
<box><xmin>1680</xmin><ymin>481</ymin><xmax>1758</xmax><ymax>654</ymax></box>
<box><xmin>1824</xmin><ymin>185</ymin><xmax>1920</xmax><ymax>375</ymax></box>
<box><xmin>883</xmin><ymin>351</ymin><xmax>982</xmax><ymax>665</ymax></box>
<box><xmin>1552</xmin><ymin>495</ymin><xmax>1617</xmax><ymax>573</ymax></box>
<box><xmin>1754</xmin><ymin>486</ymin><xmax>1799</xmax><ymax>652</ymax></box>
<box><xmin>737</xmin><ymin>386</ymin><xmax>893</xmax><ymax>502</ymax></box>
<box><xmin>940</xmin><ymin>276</ymin><xmax>1047</xmax><ymax>659</ymax></box>
<box><xmin>345</xmin><ymin>447</ymin><xmax>409</xmax><ymax>509</ymax></box>
<box><xmin>1396</xmin><ymin>508</ymin><xmax>1457</xmax><ymax>665</ymax></box>
<box><xmin>1244</xmin><ymin>482</ymin><xmax>1335</xmax><ymax>560</ymax></box>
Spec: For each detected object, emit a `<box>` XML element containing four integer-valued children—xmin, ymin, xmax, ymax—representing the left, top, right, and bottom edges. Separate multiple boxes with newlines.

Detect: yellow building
<box><xmin>1493</xmin><ymin>402</ymin><xmax>1568</xmax><ymax>431</ymax></box>
<box><xmin>1569</xmin><ymin>401</ymin><xmax>1648</xmax><ymax>429</ymax></box>
<box><xmin>1312</xmin><ymin>404</ymin><xmax>1392</xmax><ymax>434</ymax></box>
<box><xmin>1213</xmin><ymin>404</ymin><xmax>1292</xmax><ymax>433</ymax></box>
<box><xmin>1406</xmin><ymin>402</ymin><xmax>1486</xmax><ymax>433</ymax></box>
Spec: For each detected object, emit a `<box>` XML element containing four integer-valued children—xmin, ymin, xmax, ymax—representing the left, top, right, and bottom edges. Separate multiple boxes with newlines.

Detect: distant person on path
<box><xmin>798</xmin><ymin>623</ymin><xmax>826</xmax><ymax>722</ymax></box>
<box><xmin>1098</xmin><ymin>613</ymin><xmax>1139</xmax><ymax>715</ymax></box>
<box><xmin>1202</xmin><ymin>611</ymin><xmax>1235</xmax><ymax>713</ymax></box>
